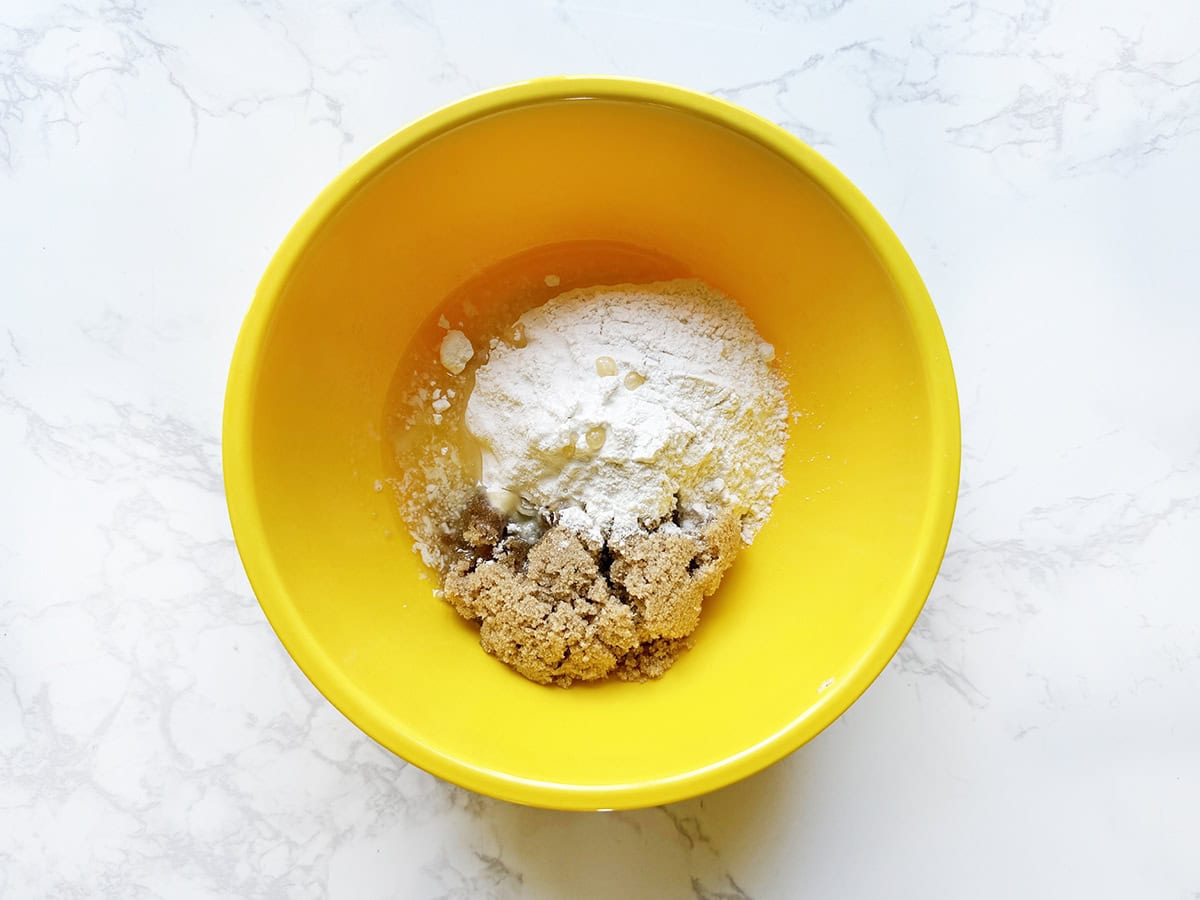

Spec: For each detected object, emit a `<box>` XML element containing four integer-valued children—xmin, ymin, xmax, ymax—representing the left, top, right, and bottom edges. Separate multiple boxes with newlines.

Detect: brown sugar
<box><xmin>442</xmin><ymin>500</ymin><xmax>744</xmax><ymax>686</ymax></box>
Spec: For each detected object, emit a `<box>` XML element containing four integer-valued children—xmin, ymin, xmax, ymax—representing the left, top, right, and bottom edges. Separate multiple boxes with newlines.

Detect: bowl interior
<box><xmin>228</xmin><ymin>88</ymin><xmax>957</xmax><ymax>808</ymax></box>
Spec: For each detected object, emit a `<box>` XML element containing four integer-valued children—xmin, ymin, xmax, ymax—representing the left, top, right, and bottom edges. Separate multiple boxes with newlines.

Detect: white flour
<box><xmin>465</xmin><ymin>279</ymin><xmax>788</xmax><ymax>543</ymax></box>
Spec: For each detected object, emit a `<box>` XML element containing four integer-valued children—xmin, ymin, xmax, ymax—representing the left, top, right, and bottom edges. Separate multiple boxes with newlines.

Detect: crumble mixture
<box><xmin>393</xmin><ymin>279</ymin><xmax>788</xmax><ymax>685</ymax></box>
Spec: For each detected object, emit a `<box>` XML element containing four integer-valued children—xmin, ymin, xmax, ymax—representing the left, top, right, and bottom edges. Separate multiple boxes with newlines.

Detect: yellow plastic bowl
<box><xmin>223</xmin><ymin>77</ymin><xmax>959</xmax><ymax>810</ymax></box>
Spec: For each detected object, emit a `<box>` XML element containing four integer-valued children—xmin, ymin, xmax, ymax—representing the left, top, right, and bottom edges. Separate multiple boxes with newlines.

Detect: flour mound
<box><xmin>464</xmin><ymin>279</ymin><xmax>788</xmax><ymax>543</ymax></box>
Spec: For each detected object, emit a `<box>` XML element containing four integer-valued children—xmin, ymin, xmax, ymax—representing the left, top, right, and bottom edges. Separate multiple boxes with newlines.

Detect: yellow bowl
<box><xmin>223</xmin><ymin>77</ymin><xmax>959</xmax><ymax>810</ymax></box>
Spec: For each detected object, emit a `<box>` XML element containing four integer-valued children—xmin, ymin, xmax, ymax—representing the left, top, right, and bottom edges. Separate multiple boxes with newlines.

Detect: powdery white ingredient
<box><xmin>465</xmin><ymin>279</ymin><xmax>788</xmax><ymax>543</ymax></box>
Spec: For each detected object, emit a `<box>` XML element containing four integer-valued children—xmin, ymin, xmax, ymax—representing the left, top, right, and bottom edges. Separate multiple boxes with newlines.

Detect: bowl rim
<box><xmin>223</xmin><ymin>75</ymin><xmax>961</xmax><ymax>811</ymax></box>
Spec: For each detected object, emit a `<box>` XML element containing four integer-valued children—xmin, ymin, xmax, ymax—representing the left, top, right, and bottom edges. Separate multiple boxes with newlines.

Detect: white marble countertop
<box><xmin>3</xmin><ymin>0</ymin><xmax>1198</xmax><ymax>897</ymax></box>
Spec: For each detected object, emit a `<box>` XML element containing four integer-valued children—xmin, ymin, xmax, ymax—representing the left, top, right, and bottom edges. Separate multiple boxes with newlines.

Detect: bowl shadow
<box><xmin>446</xmin><ymin>748</ymin><xmax>807</xmax><ymax>899</ymax></box>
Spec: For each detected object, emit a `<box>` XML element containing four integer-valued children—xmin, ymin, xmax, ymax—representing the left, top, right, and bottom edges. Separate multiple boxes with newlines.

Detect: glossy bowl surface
<box><xmin>223</xmin><ymin>77</ymin><xmax>960</xmax><ymax>810</ymax></box>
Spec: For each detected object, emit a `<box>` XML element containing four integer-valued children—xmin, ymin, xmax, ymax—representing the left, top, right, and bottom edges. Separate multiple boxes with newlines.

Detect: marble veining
<box><xmin>2</xmin><ymin>0</ymin><xmax>1198</xmax><ymax>896</ymax></box>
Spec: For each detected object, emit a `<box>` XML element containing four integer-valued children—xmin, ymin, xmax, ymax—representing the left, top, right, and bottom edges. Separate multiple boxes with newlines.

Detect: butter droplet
<box><xmin>439</xmin><ymin>330</ymin><xmax>474</xmax><ymax>374</ymax></box>
<box><xmin>487</xmin><ymin>489</ymin><xmax>519</xmax><ymax>515</ymax></box>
